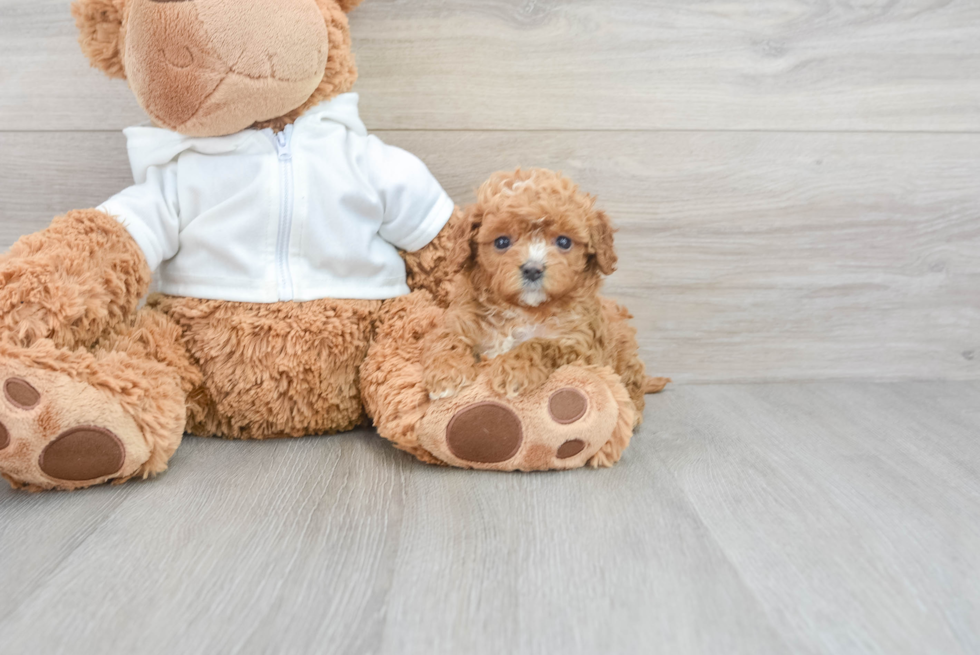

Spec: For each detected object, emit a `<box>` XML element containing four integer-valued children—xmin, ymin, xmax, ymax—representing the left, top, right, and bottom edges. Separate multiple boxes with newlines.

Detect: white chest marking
<box><xmin>479</xmin><ymin>311</ymin><xmax>558</xmax><ymax>359</ymax></box>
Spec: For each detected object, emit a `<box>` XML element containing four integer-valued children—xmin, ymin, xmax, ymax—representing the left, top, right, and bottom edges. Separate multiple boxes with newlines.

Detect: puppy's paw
<box><xmin>424</xmin><ymin>362</ymin><xmax>478</xmax><ymax>402</ymax></box>
<box><xmin>488</xmin><ymin>357</ymin><xmax>551</xmax><ymax>398</ymax></box>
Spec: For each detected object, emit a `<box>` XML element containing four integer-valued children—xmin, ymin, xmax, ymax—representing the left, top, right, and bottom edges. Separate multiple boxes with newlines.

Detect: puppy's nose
<box><xmin>521</xmin><ymin>264</ymin><xmax>545</xmax><ymax>283</ymax></box>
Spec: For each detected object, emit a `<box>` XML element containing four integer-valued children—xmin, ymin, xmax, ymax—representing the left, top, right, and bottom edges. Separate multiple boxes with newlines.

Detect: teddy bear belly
<box><xmin>150</xmin><ymin>295</ymin><xmax>382</xmax><ymax>440</ymax></box>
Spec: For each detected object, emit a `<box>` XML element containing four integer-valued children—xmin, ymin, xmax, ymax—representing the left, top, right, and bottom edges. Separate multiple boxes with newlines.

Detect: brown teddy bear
<box><xmin>0</xmin><ymin>0</ymin><xmax>465</xmax><ymax>491</ymax></box>
<box><xmin>0</xmin><ymin>0</ymin><xmax>663</xmax><ymax>491</ymax></box>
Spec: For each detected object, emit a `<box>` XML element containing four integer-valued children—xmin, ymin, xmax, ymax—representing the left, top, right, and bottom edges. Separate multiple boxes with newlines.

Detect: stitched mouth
<box><xmin>147</xmin><ymin>68</ymin><xmax>319</xmax><ymax>134</ymax></box>
<box><xmin>134</xmin><ymin>0</ymin><xmax>328</xmax><ymax>132</ymax></box>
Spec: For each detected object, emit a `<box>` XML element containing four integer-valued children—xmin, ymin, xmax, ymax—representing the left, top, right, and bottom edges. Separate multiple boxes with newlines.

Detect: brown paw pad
<box><xmin>5</xmin><ymin>378</ymin><xmax>40</xmax><ymax>410</ymax></box>
<box><xmin>0</xmin><ymin>421</ymin><xmax>8</xmax><ymax>451</ymax></box>
<box><xmin>549</xmin><ymin>388</ymin><xmax>588</xmax><ymax>424</ymax></box>
<box><xmin>38</xmin><ymin>427</ymin><xmax>125</xmax><ymax>482</ymax></box>
<box><xmin>557</xmin><ymin>439</ymin><xmax>587</xmax><ymax>459</ymax></box>
<box><xmin>446</xmin><ymin>402</ymin><xmax>523</xmax><ymax>464</ymax></box>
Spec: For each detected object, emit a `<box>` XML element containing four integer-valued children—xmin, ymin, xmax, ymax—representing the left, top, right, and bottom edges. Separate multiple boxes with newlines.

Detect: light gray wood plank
<box><xmin>652</xmin><ymin>382</ymin><xmax>980</xmax><ymax>654</ymax></box>
<box><xmin>0</xmin><ymin>431</ymin><xmax>411</xmax><ymax>655</ymax></box>
<box><xmin>0</xmin><ymin>382</ymin><xmax>978</xmax><ymax>654</ymax></box>
<box><xmin>370</xmin><ymin>445</ymin><xmax>789</xmax><ymax>655</ymax></box>
<box><xmin>2</xmin><ymin>0</ymin><xmax>980</xmax><ymax>132</ymax></box>
<box><xmin>1</xmin><ymin>130</ymin><xmax>977</xmax><ymax>383</ymax></box>
<box><xmin>0</xmin><ymin>479</ymin><xmax>133</xmax><ymax>621</ymax></box>
<box><xmin>0</xmin><ymin>431</ymin><xmax>790</xmax><ymax>655</ymax></box>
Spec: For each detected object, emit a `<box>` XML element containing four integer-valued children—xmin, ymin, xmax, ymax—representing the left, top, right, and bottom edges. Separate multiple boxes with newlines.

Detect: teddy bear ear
<box><xmin>71</xmin><ymin>0</ymin><xmax>128</xmax><ymax>80</ymax></box>
<box><xmin>334</xmin><ymin>0</ymin><xmax>365</xmax><ymax>13</ymax></box>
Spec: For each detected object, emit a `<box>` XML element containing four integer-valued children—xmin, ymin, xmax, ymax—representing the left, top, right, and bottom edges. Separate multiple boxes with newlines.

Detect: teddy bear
<box><xmin>361</xmin><ymin>169</ymin><xmax>669</xmax><ymax>471</ymax></box>
<box><xmin>0</xmin><ymin>0</ymin><xmax>475</xmax><ymax>491</ymax></box>
<box><xmin>0</xmin><ymin>0</ymin><xmax>664</xmax><ymax>492</ymax></box>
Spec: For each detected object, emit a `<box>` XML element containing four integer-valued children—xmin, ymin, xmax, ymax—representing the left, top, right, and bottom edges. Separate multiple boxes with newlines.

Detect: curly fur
<box><xmin>72</xmin><ymin>0</ymin><xmax>128</xmax><ymax>80</ymax></box>
<box><xmin>422</xmin><ymin>169</ymin><xmax>651</xmax><ymax>409</ymax></box>
<box><xmin>0</xmin><ymin>209</ymin><xmax>151</xmax><ymax>350</ymax></box>
<box><xmin>360</xmin><ymin>291</ymin><xmax>449</xmax><ymax>465</ymax></box>
<box><xmin>0</xmin><ymin>318</ymin><xmax>190</xmax><ymax>490</ymax></box>
<box><xmin>363</xmin><ymin>170</ymin><xmax>667</xmax><ymax>470</ymax></box>
<box><xmin>0</xmin><ymin>0</ymin><xmax>395</xmax><ymax>491</ymax></box>
<box><xmin>402</xmin><ymin>206</ymin><xmax>471</xmax><ymax>307</ymax></box>
<box><xmin>151</xmin><ymin>295</ymin><xmax>380</xmax><ymax>440</ymax></box>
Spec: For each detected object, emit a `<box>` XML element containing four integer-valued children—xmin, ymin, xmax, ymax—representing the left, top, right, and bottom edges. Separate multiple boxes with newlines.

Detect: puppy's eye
<box><xmin>494</xmin><ymin>236</ymin><xmax>512</xmax><ymax>251</ymax></box>
<box><xmin>555</xmin><ymin>236</ymin><xmax>573</xmax><ymax>251</ymax></box>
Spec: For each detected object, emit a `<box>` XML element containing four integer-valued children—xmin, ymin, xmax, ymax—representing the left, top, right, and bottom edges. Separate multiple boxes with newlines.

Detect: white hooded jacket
<box><xmin>99</xmin><ymin>93</ymin><xmax>455</xmax><ymax>303</ymax></box>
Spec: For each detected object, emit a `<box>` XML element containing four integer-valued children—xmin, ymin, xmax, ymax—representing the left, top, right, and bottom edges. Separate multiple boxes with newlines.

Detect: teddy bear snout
<box><xmin>125</xmin><ymin>0</ymin><xmax>330</xmax><ymax>137</ymax></box>
<box><xmin>193</xmin><ymin>0</ymin><xmax>329</xmax><ymax>83</ymax></box>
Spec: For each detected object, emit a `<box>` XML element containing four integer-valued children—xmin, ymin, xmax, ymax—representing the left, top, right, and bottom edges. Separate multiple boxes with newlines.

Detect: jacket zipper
<box><xmin>274</xmin><ymin>125</ymin><xmax>295</xmax><ymax>301</ymax></box>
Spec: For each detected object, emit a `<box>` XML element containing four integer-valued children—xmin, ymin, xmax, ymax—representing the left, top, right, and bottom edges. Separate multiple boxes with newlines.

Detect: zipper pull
<box><xmin>275</xmin><ymin>125</ymin><xmax>293</xmax><ymax>161</ymax></box>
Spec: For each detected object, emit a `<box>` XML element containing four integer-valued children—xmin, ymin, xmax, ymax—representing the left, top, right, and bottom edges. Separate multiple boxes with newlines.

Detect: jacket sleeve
<box><xmin>357</xmin><ymin>135</ymin><xmax>455</xmax><ymax>253</ymax></box>
<box><xmin>97</xmin><ymin>162</ymin><xmax>181</xmax><ymax>272</ymax></box>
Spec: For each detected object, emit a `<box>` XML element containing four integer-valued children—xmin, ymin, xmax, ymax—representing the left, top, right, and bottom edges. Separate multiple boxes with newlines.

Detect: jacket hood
<box><xmin>122</xmin><ymin>93</ymin><xmax>367</xmax><ymax>184</ymax></box>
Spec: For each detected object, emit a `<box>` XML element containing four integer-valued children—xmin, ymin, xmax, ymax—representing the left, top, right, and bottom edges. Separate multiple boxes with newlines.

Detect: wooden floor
<box><xmin>0</xmin><ymin>382</ymin><xmax>977</xmax><ymax>654</ymax></box>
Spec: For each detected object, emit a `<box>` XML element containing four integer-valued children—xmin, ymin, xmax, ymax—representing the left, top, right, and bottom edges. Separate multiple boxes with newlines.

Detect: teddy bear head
<box><xmin>72</xmin><ymin>0</ymin><xmax>364</xmax><ymax>137</ymax></box>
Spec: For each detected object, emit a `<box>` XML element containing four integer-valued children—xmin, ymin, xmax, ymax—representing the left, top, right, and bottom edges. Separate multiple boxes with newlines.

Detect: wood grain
<box><xmin>0</xmin><ymin>382</ymin><xmax>978</xmax><ymax>654</ymax></box>
<box><xmin>2</xmin><ymin>0</ymin><xmax>980</xmax><ymax>132</ymax></box>
<box><xmin>2</xmin><ymin>130</ymin><xmax>977</xmax><ymax>383</ymax></box>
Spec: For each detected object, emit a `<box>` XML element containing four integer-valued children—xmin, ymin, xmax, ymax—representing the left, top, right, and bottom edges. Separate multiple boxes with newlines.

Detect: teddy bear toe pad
<box><xmin>38</xmin><ymin>427</ymin><xmax>126</xmax><ymax>482</ymax></box>
<box><xmin>0</xmin><ymin>362</ymin><xmax>149</xmax><ymax>490</ymax></box>
<box><xmin>549</xmin><ymin>388</ymin><xmax>589</xmax><ymax>424</ymax></box>
<box><xmin>446</xmin><ymin>402</ymin><xmax>524</xmax><ymax>463</ymax></box>
<box><xmin>418</xmin><ymin>367</ymin><xmax>619</xmax><ymax>471</ymax></box>
<box><xmin>4</xmin><ymin>378</ymin><xmax>41</xmax><ymax>410</ymax></box>
<box><xmin>556</xmin><ymin>439</ymin><xmax>587</xmax><ymax>459</ymax></box>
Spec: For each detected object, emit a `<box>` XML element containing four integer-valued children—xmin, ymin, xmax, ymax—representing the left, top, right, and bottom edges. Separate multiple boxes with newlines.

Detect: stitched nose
<box><xmin>521</xmin><ymin>264</ymin><xmax>545</xmax><ymax>283</ymax></box>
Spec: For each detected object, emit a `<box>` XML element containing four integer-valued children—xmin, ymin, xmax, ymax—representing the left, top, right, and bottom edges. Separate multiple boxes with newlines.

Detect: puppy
<box><xmin>422</xmin><ymin>168</ymin><xmax>664</xmax><ymax>406</ymax></box>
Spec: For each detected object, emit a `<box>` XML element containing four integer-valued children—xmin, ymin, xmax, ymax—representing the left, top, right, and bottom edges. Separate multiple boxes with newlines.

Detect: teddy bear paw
<box><xmin>0</xmin><ymin>359</ymin><xmax>150</xmax><ymax>491</ymax></box>
<box><xmin>416</xmin><ymin>366</ymin><xmax>622</xmax><ymax>471</ymax></box>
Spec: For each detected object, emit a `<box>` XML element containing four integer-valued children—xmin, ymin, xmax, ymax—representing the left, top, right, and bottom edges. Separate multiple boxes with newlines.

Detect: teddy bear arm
<box><xmin>402</xmin><ymin>205</ymin><xmax>468</xmax><ymax>307</ymax></box>
<box><xmin>0</xmin><ymin>209</ymin><xmax>151</xmax><ymax>350</ymax></box>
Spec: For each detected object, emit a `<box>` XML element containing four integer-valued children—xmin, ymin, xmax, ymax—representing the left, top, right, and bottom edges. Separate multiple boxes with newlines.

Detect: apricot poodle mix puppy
<box><xmin>422</xmin><ymin>168</ymin><xmax>667</xmax><ymax>413</ymax></box>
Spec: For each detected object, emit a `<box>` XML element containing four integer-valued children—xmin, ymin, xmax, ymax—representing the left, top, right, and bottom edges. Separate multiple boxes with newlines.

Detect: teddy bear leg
<box><xmin>414</xmin><ymin>365</ymin><xmax>636</xmax><ymax>471</ymax></box>
<box><xmin>362</xmin><ymin>291</ymin><xmax>646</xmax><ymax>471</ymax></box>
<box><xmin>361</xmin><ymin>291</ymin><xmax>450</xmax><ymax>465</ymax></box>
<box><xmin>0</xmin><ymin>308</ymin><xmax>196</xmax><ymax>491</ymax></box>
<box><xmin>152</xmin><ymin>295</ymin><xmax>380</xmax><ymax>440</ymax></box>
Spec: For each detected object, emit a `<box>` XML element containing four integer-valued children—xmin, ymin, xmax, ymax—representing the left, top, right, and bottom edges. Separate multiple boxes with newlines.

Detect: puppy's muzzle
<box><xmin>521</xmin><ymin>264</ymin><xmax>545</xmax><ymax>284</ymax></box>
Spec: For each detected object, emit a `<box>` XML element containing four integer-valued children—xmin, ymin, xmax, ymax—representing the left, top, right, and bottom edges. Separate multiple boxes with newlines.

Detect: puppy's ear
<box><xmin>335</xmin><ymin>0</ymin><xmax>365</xmax><ymax>12</ymax></box>
<box><xmin>588</xmin><ymin>209</ymin><xmax>618</xmax><ymax>276</ymax></box>
<box><xmin>447</xmin><ymin>204</ymin><xmax>484</xmax><ymax>274</ymax></box>
<box><xmin>72</xmin><ymin>0</ymin><xmax>128</xmax><ymax>80</ymax></box>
